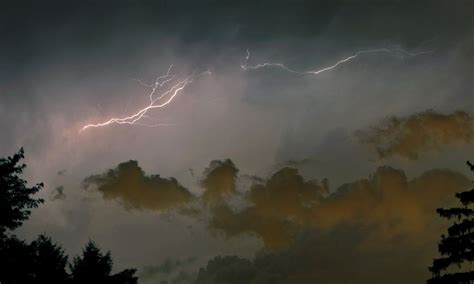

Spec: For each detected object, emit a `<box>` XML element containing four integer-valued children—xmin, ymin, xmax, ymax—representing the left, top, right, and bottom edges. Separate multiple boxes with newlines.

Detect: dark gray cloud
<box><xmin>3</xmin><ymin>0</ymin><xmax>472</xmax><ymax>49</ymax></box>
<box><xmin>51</xmin><ymin>185</ymin><xmax>66</xmax><ymax>201</ymax></box>
<box><xmin>141</xmin><ymin>257</ymin><xmax>197</xmax><ymax>282</ymax></box>
<box><xmin>195</xmin><ymin>226</ymin><xmax>434</xmax><ymax>284</ymax></box>
<box><xmin>2</xmin><ymin>0</ymin><xmax>472</xmax><ymax>86</ymax></box>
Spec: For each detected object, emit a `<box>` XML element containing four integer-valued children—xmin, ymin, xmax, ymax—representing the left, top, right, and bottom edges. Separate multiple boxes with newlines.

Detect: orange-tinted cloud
<box><xmin>208</xmin><ymin>166</ymin><xmax>469</xmax><ymax>249</ymax></box>
<box><xmin>209</xmin><ymin>167</ymin><xmax>328</xmax><ymax>249</ymax></box>
<box><xmin>355</xmin><ymin>110</ymin><xmax>474</xmax><ymax>159</ymax></box>
<box><xmin>200</xmin><ymin>159</ymin><xmax>239</xmax><ymax>202</ymax></box>
<box><xmin>84</xmin><ymin>158</ymin><xmax>472</xmax><ymax>283</ymax></box>
<box><xmin>201</xmin><ymin>165</ymin><xmax>471</xmax><ymax>284</ymax></box>
<box><xmin>83</xmin><ymin>160</ymin><xmax>193</xmax><ymax>211</ymax></box>
<box><xmin>313</xmin><ymin>167</ymin><xmax>469</xmax><ymax>248</ymax></box>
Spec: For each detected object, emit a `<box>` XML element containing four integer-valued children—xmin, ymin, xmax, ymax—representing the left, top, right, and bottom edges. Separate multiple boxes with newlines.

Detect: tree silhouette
<box><xmin>0</xmin><ymin>235</ymin><xmax>35</xmax><ymax>283</ymax></box>
<box><xmin>0</xmin><ymin>149</ymin><xmax>138</xmax><ymax>284</ymax></box>
<box><xmin>71</xmin><ymin>240</ymin><xmax>138</xmax><ymax>284</ymax></box>
<box><xmin>108</xmin><ymin>268</ymin><xmax>139</xmax><ymax>284</ymax></box>
<box><xmin>0</xmin><ymin>149</ymin><xmax>45</xmax><ymax>284</ymax></box>
<box><xmin>428</xmin><ymin>161</ymin><xmax>474</xmax><ymax>283</ymax></box>
<box><xmin>70</xmin><ymin>240</ymin><xmax>113</xmax><ymax>283</ymax></box>
<box><xmin>0</xmin><ymin>148</ymin><xmax>43</xmax><ymax>237</ymax></box>
<box><xmin>30</xmin><ymin>235</ymin><xmax>69</xmax><ymax>283</ymax></box>
<box><xmin>0</xmin><ymin>234</ymin><xmax>70</xmax><ymax>283</ymax></box>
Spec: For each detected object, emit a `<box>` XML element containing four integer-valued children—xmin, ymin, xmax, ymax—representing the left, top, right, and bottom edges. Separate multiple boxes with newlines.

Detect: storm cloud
<box><xmin>83</xmin><ymin>160</ymin><xmax>193</xmax><ymax>211</ymax></box>
<box><xmin>208</xmin><ymin>164</ymin><xmax>469</xmax><ymax>250</ymax></box>
<box><xmin>196</xmin><ymin>164</ymin><xmax>471</xmax><ymax>284</ymax></box>
<box><xmin>201</xmin><ymin>159</ymin><xmax>239</xmax><ymax>202</ymax></box>
<box><xmin>209</xmin><ymin>167</ymin><xmax>328</xmax><ymax>248</ymax></box>
<box><xmin>2</xmin><ymin>1</ymin><xmax>473</xmax><ymax>283</ymax></box>
<box><xmin>355</xmin><ymin>110</ymin><xmax>474</xmax><ymax>160</ymax></box>
<box><xmin>196</xmin><ymin>226</ymin><xmax>435</xmax><ymax>284</ymax></box>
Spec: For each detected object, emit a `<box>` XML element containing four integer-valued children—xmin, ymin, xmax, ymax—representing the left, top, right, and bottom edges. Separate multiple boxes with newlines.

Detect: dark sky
<box><xmin>1</xmin><ymin>1</ymin><xmax>473</xmax><ymax>283</ymax></box>
<box><xmin>2</xmin><ymin>0</ymin><xmax>472</xmax><ymax>94</ymax></box>
<box><xmin>2</xmin><ymin>0</ymin><xmax>472</xmax><ymax>70</ymax></box>
<box><xmin>1</xmin><ymin>1</ymin><xmax>472</xmax><ymax>107</ymax></box>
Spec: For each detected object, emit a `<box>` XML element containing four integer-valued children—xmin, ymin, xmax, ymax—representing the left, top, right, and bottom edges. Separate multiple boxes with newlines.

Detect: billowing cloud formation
<box><xmin>314</xmin><ymin>167</ymin><xmax>469</xmax><ymax>247</ymax></box>
<box><xmin>197</xmin><ymin>166</ymin><xmax>471</xmax><ymax>284</ymax></box>
<box><xmin>355</xmin><ymin>110</ymin><xmax>474</xmax><ymax>159</ymax></box>
<box><xmin>209</xmin><ymin>166</ymin><xmax>469</xmax><ymax>249</ymax></box>
<box><xmin>82</xmin><ymin>158</ymin><xmax>471</xmax><ymax>283</ymax></box>
<box><xmin>201</xmin><ymin>159</ymin><xmax>239</xmax><ymax>202</ymax></box>
<box><xmin>210</xmin><ymin>167</ymin><xmax>328</xmax><ymax>248</ymax></box>
<box><xmin>83</xmin><ymin>161</ymin><xmax>193</xmax><ymax>211</ymax></box>
<box><xmin>84</xmin><ymin>158</ymin><xmax>469</xmax><ymax>251</ymax></box>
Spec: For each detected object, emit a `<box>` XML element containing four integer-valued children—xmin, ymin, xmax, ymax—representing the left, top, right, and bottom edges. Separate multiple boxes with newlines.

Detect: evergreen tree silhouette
<box><xmin>70</xmin><ymin>240</ymin><xmax>113</xmax><ymax>283</ymax></box>
<box><xmin>70</xmin><ymin>240</ymin><xmax>138</xmax><ymax>284</ymax></box>
<box><xmin>0</xmin><ymin>235</ymin><xmax>34</xmax><ymax>284</ymax></box>
<box><xmin>30</xmin><ymin>235</ymin><xmax>69</xmax><ymax>283</ymax></box>
<box><xmin>428</xmin><ymin>161</ymin><xmax>474</xmax><ymax>283</ymax></box>
<box><xmin>0</xmin><ymin>149</ymin><xmax>138</xmax><ymax>284</ymax></box>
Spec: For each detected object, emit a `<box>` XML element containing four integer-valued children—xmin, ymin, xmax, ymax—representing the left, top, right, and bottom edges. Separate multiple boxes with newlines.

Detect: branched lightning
<box><xmin>81</xmin><ymin>45</ymin><xmax>432</xmax><ymax>132</ymax></box>
<box><xmin>240</xmin><ymin>49</ymin><xmax>299</xmax><ymax>73</ymax></box>
<box><xmin>81</xmin><ymin>68</ymin><xmax>211</xmax><ymax>131</ymax></box>
<box><xmin>241</xmin><ymin>47</ymin><xmax>433</xmax><ymax>75</ymax></box>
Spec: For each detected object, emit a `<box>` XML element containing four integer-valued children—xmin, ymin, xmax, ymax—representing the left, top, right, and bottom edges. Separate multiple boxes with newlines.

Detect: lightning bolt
<box><xmin>240</xmin><ymin>49</ymin><xmax>299</xmax><ymax>73</ymax></box>
<box><xmin>80</xmin><ymin>68</ymin><xmax>211</xmax><ymax>131</ymax></box>
<box><xmin>241</xmin><ymin>47</ymin><xmax>433</xmax><ymax>75</ymax></box>
<box><xmin>81</xmin><ymin>45</ymin><xmax>432</xmax><ymax>132</ymax></box>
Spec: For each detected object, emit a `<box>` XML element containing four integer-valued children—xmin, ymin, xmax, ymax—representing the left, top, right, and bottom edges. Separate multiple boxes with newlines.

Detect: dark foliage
<box><xmin>0</xmin><ymin>235</ymin><xmax>35</xmax><ymax>283</ymax></box>
<box><xmin>70</xmin><ymin>240</ymin><xmax>113</xmax><ymax>283</ymax></box>
<box><xmin>0</xmin><ymin>148</ymin><xmax>43</xmax><ymax>236</ymax></box>
<box><xmin>70</xmin><ymin>240</ymin><xmax>138</xmax><ymax>284</ymax></box>
<box><xmin>30</xmin><ymin>235</ymin><xmax>69</xmax><ymax>283</ymax></box>
<box><xmin>0</xmin><ymin>149</ymin><xmax>138</xmax><ymax>284</ymax></box>
<box><xmin>428</xmin><ymin>162</ymin><xmax>474</xmax><ymax>283</ymax></box>
<box><xmin>0</xmin><ymin>234</ymin><xmax>69</xmax><ymax>283</ymax></box>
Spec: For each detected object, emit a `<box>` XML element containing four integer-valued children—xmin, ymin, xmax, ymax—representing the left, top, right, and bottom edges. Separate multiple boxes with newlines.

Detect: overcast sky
<box><xmin>1</xmin><ymin>1</ymin><xmax>473</xmax><ymax>283</ymax></box>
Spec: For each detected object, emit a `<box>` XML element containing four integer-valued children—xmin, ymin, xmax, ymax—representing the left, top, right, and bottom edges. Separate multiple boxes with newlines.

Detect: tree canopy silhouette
<box><xmin>0</xmin><ymin>148</ymin><xmax>43</xmax><ymax>237</ymax></box>
<box><xmin>70</xmin><ymin>240</ymin><xmax>113</xmax><ymax>283</ymax></box>
<box><xmin>30</xmin><ymin>235</ymin><xmax>69</xmax><ymax>283</ymax></box>
<box><xmin>0</xmin><ymin>149</ymin><xmax>138</xmax><ymax>284</ymax></box>
<box><xmin>428</xmin><ymin>161</ymin><xmax>474</xmax><ymax>283</ymax></box>
<box><xmin>71</xmin><ymin>240</ymin><xmax>138</xmax><ymax>284</ymax></box>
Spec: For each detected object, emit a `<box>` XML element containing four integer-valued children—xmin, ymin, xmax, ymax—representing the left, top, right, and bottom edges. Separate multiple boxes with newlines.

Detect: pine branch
<box><xmin>428</xmin><ymin>270</ymin><xmax>474</xmax><ymax>284</ymax></box>
<box><xmin>448</xmin><ymin>219</ymin><xmax>474</xmax><ymax>236</ymax></box>
<box><xmin>456</xmin><ymin>189</ymin><xmax>474</xmax><ymax>206</ymax></box>
<box><xmin>437</xmin><ymin>208</ymin><xmax>474</xmax><ymax>220</ymax></box>
<box><xmin>438</xmin><ymin>231</ymin><xmax>474</xmax><ymax>256</ymax></box>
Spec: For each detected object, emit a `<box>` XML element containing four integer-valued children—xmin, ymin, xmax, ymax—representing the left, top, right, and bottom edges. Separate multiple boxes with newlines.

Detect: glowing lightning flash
<box><xmin>241</xmin><ymin>47</ymin><xmax>433</xmax><ymax>75</ymax></box>
<box><xmin>81</xmin><ymin>68</ymin><xmax>211</xmax><ymax>132</ymax></box>
<box><xmin>81</xmin><ymin>45</ymin><xmax>432</xmax><ymax>132</ymax></box>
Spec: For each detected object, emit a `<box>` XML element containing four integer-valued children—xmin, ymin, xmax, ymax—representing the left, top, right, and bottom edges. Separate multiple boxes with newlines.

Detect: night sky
<box><xmin>1</xmin><ymin>1</ymin><xmax>473</xmax><ymax>283</ymax></box>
